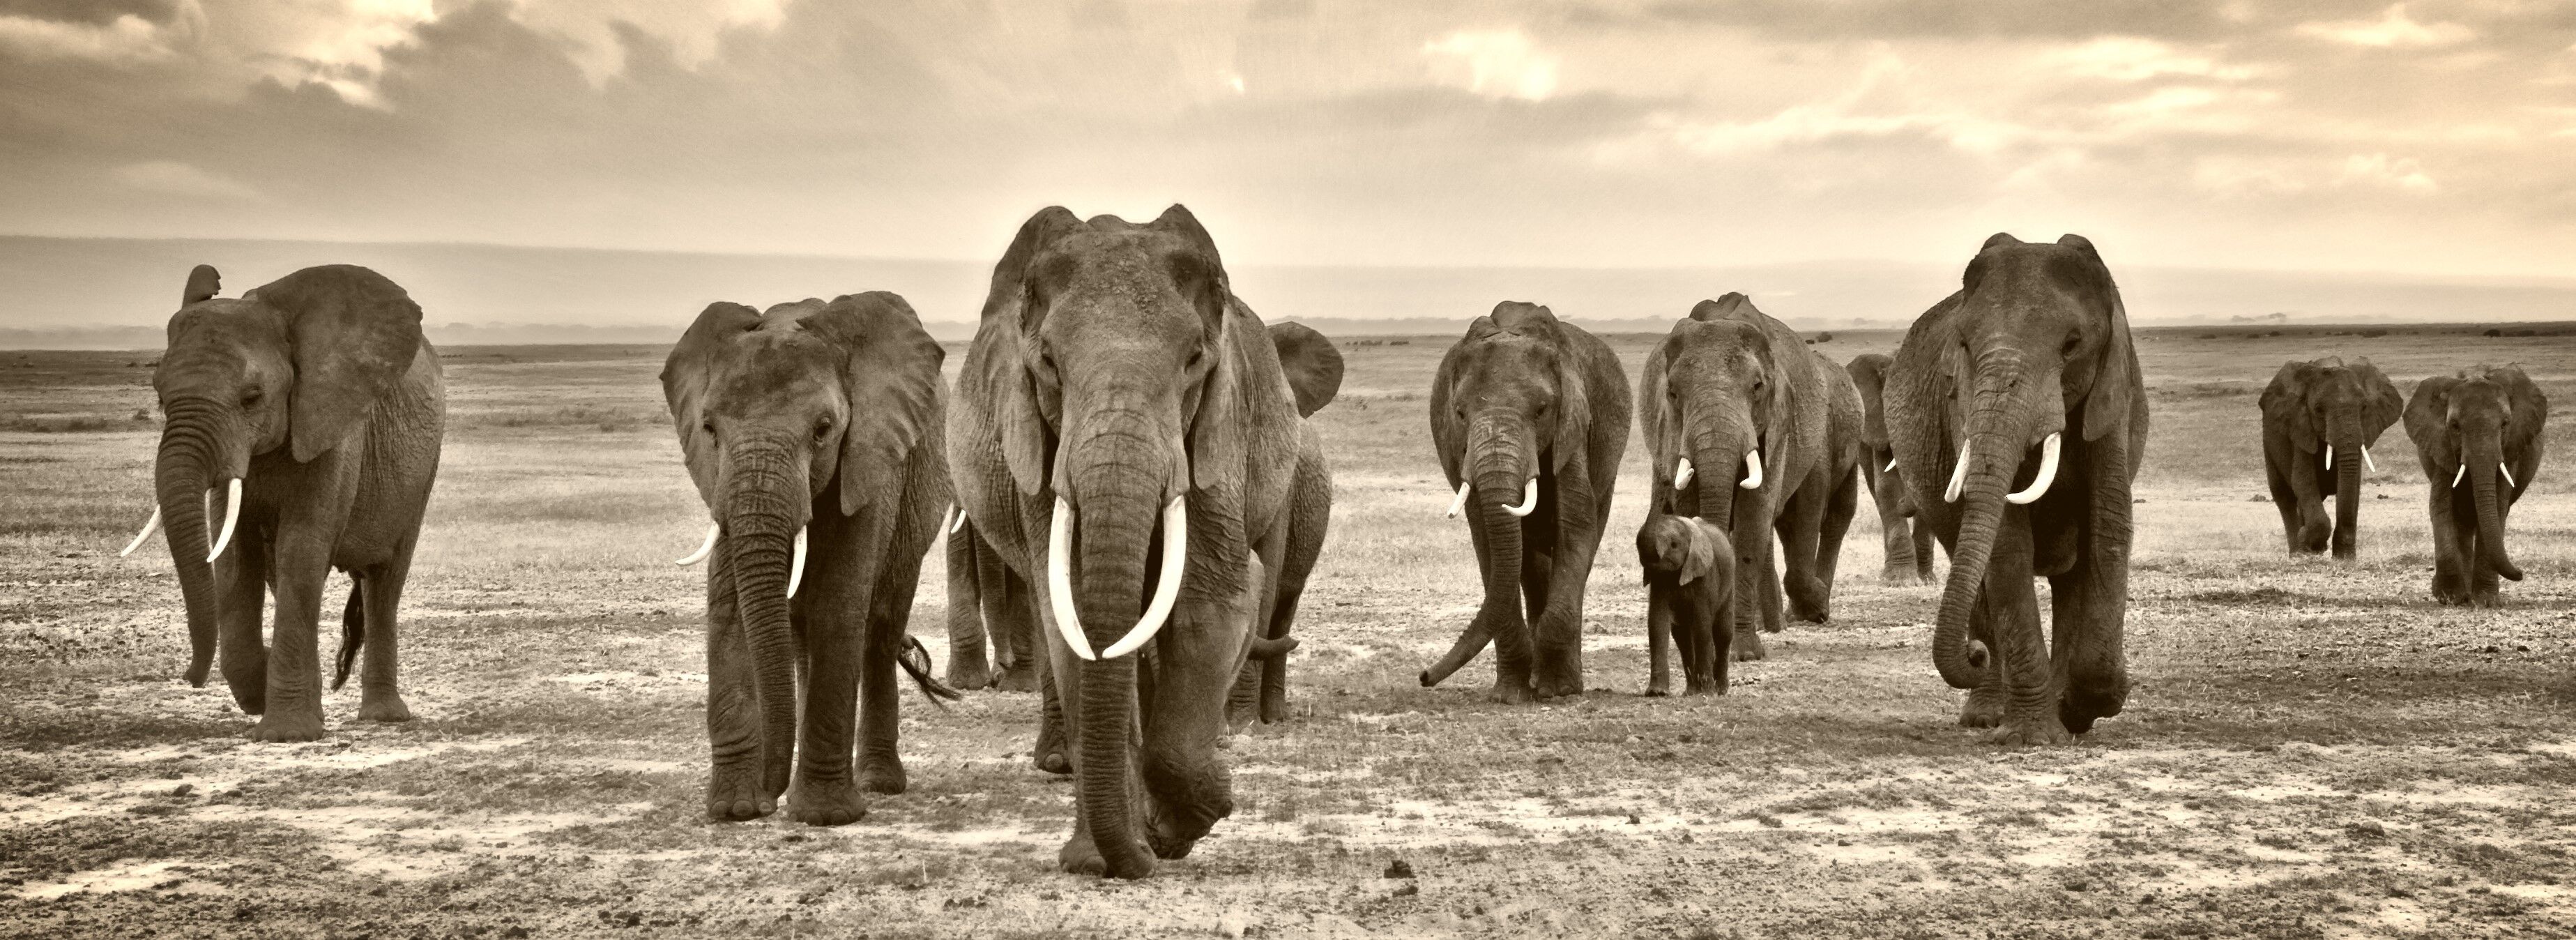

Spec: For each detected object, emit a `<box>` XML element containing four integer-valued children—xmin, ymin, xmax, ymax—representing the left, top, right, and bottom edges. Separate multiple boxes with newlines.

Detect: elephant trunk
<box><xmin>721</xmin><ymin>451</ymin><xmax>805</xmax><ymax>803</ymax></box>
<box><xmin>1065</xmin><ymin>448</ymin><xmax>1166</xmax><ymax>879</ymax></box>
<box><xmin>2331</xmin><ymin>405</ymin><xmax>2363</xmax><ymax>561</ymax></box>
<box><xmin>1420</xmin><ymin>417</ymin><xmax>1531</xmax><ymax>688</ymax></box>
<box><xmin>152</xmin><ymin>396</ymin><xmax>230</xmax><ymax>688</ymax></box>
<box><xmin>1687</xmin><ymin>430</ymin><xmax>1751</xmax><ymax>634</ymax></box>
<box><xmin>2467</xmin><ymin>433</ymin><xmax>2522</xmax><ymax>582</ymax></box>
<box><xmin>1928</xmin><ymin>379</ymin><xmax>2038</xmax><ymax>690</ymax></box>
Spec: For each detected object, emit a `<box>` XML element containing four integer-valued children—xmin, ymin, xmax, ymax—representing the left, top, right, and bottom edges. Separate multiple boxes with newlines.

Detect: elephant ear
<box><xmin>986</xmin><ymin>207</ymin><xmax>1083</xmax><ymax>493</ymax></box>
<box><xmin>2352</xmin><ymin>357</ymin><xmax>2404</xmax><ymax>444</ymax></box>
<box><xmin>2492</xmin><ymin>365</ymin><xmax>2547</xmax><ymax>453</ymax></box>
<box><xmin>662</xmin><ymin>301</ymin><xmax>763</xmax><ymax>506</ymax></box>
<box><xmin>1267</xmin><ymin>322</ymin><xmax>1343</xmax><ymax>417</ymax></box>
<box><xmin>1550</xmin><ymin>324</ymin><xmax>1592</xmax><ymax>474</ymax></box>
<box><xmin>807</xmin><ymin>292</ymin><xmax>947</xmax><ymax>517</ymax></box>
<box><xmin>2402</xmin><ymin>373</ymin><xmax>2458</xmax><ymax>455</ymax></box>
<box><xmin>250</xmin><ymin>265</ymin><xmax>425</xmax><ymax>462</ymax></box>
<box><xmin>182</xmin><ymin>265</ymin><xmax>221</xmax><ymax>305</ymax></box>
<box><xmin>2260</xmin><ymin>361</ymin><xmax>2316</xmax><ymax>450</ymax></box>
<box><xmin>2060</xmin><ymin>235</ymin><xmax>2137</xmax><ymax>441</ymax></box>
<box><xmin>1689</xmin><ymin>292</ymin><xmax>1755</xmax><ymax>323</ymax></box>
<box><xmin>1847</xmin><ymin>354</ymin><xmax>1891</xmax><ymax>450</ymax></box>
<box><xmin>1679</xmin><ymin>518</ymin><xmax>1723</xmax><ymax>586</ymax></box>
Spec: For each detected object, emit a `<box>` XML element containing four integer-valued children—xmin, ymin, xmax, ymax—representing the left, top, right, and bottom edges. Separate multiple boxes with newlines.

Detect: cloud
<box><xmin>1423</xmin><ymin>28</ymin><xmax>1559</xmax><ymax>101</ymax></box>
<box><xmin>0</xmin><ymin>3</ymin><xmax>198</xmax><ymax>63</ymax></box>
<box><xmin>112</xmin><ymin>160</ymin><xmax>258</xmax><ymax>199</ymax></box>
<box><xmin>2046</xmin><ymin>37</ymin><xmax>2259</xmax><ymax>82</ymax></box>
<box><xmin>2297</xmin><ymin>3</ymin><xmax>2474</xmax><ymax>49</ymax></box>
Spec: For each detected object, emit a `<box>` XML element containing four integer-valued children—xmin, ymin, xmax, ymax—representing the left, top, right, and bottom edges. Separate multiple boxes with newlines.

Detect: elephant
<box><xmin>1847</xmin><ymin>353</ymin><xmax>1939</xmax><ymax>584</ymax></box>
<box><xmin>2260</xmin><ymin>356</ymin><xmax>2402</xmax><ymax>559</ymax></box>
<box><xmin>1885</xmin><ymin>234</ymin><xmax>2147</xmax><ymax>746</ymax></box>
<box><xmin>1636</xmin><ymin>514</ymin><xmax>1735</xmax><ymax>697</ymax></box>
<box><xmin>1637</xmin><ymin>294</ymin><xmax>1861</xmax><ymax>662</ymax></box>
<box><xmin>946</xmin><ymin>205</ymin><xmax>1343</xmax><ymax>879</ymax></box>
<box><xmin>1417</xmin><ymin>302</ymin><xmax>1631</xmax><ymax>702</ymax></box>
<box><xmin>1226</xmin><ymin>326</ymin><xmax>1339</xmax><ymax>731</ymax></box>
<box><xmin>940</xmin><ymin>514</ymin><xmax>1042</xmax><ymax>693</ymax></box>
<box><xmin>661</xmin><ymin>292</ymin><xmax>959</xmax><ymax>825</ymax></box>
<box><xmin>117</xmin><ymin>264</ymin><xmax>443</xmax><ymax>742</ymax></box>
<box><xmin>2402</xmin><ymin>365</ymin><xmax>2547</xmax><ymax>607</ymax></box>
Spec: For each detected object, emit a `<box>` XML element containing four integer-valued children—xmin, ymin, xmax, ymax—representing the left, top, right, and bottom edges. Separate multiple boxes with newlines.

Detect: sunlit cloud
<box><xmin>0</xmin><ymin>7</ymin><xmax>199</xmax><ymax>63</ymax></box>
<box><xmin>2048</xmin><ymin>38</ymin><xmax>2260</xmax><ymax>82</ymax></box>
<box><xmin>1422</xmin><ymin>28</ymin><xmax>1558</xmax><ymax>101</ymax></box>
<box><xmin>2296</xmin><ymin>3</ymin><xmax>2474</xmax><ymax>49</ymax></box>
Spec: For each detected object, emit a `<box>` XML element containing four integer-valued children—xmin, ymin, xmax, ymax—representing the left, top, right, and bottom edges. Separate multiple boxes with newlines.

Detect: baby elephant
<box><xmin>1637</xmin><ymin>515</ymin><xmax>1737</xmax><ymax>697</ymax></box>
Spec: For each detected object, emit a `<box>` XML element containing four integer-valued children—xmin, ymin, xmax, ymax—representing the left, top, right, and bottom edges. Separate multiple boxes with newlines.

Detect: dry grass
<box><xmin>2</xmin><ymin>329</ymin><xmax>2575</xmax><ymax>938</ymax></box>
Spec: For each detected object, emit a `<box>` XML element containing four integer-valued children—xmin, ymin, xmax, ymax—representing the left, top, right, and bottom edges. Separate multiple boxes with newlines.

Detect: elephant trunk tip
<box><xmin>1966</xmin><ymin>639</ymin><xmax>1989</xmax><ymax>669</ymax></box>
<box><xmin>1417</xmin><ymin>669</ymin><xmax>1436</xmax><ymax>688</ymax></box>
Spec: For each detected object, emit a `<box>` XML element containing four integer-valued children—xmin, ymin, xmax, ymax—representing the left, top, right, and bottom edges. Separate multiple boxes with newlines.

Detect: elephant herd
<box><xmin>114</xmin><ymin>211</ymin><xmax>2546</xmax><ymax>879</ymax></box>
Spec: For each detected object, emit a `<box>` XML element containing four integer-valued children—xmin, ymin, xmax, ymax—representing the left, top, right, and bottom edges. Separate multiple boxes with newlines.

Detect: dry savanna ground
<box><xmin>4</xmin><ymin>325</ymin><xmax>2576</xmax><ymax>939</ymax></box>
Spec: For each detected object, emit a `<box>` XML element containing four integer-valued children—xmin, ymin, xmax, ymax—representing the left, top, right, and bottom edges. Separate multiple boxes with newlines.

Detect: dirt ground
<box><xmin>3</xmin><ymin>324</ymin><xmax>2575</xmax><ymax>939</ymax></box>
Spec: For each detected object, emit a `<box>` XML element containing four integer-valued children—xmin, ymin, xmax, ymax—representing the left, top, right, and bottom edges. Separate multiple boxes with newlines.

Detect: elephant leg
<box><xmin>353</xmin><ymin>536</ymin><xmax>415</xmax><ymax>722</ymax></box>
<box><xmin>1700</xmin><ymin>589</ymin><xmax>1730</xmax><ymax>695</ymax></box>
<box><xmin>1645</xmin><ymin>588</ymin><xmax>1674</xmax><ymax>697</ymax></box>
<box><xmin>250</xmin><ymin>530</ymin><xmax>333</xmax><ymax>742</ymax></box>
<box><xmin>2264</xmin><ymin>462</ymin><xmax>2302</xmax><ymax>552</ymax></box>
<box><xmin>943</xmin><ymin>526</ymin><xmax>993</xmax><ymax>690</ymax></box>
<box><xmin>1226</xmin><ymin>526</ymin><xmax>1291</xmax><ymax>733</ymax></box>
<box><xmin>859</xmin><ymin>550</ymin><xmax>923</xmax><ymax>795</ymax></box>
<box><xmin>1982</xmin><ymin>520</ymin><xmax>2064</xmax><ymax>746</ymax></box>
<box><xmin>2051</xmin><ymin>563</ymin><xmax>2128</xmax><ymax>733</ymax></box>
<box><xmin>2468</xmin><ymin>512</ymin><xmax>2504</xmax><ymax>608</ymax></box>
<box><xmin>1778</xmin><ymin>476</ymin><xmax>1831</xmax><ymax>623</ymax></box>
<box><xmin>1225</xmin><ymin>654</ymin><xmax>1263</xmax><ymax>734</ymax></box>
<box><xmin>1530</xmin><ymin>503</ymin><xmax>1595</xmax><ymax>700</ymax></box>
<box><xmin>2428</xmin><ymin>487</ymin><xmax>2469</xmax><ymax>605</ymax></box>
<box><xmin>1257</xmin><ymin>553</ymin><xmax>1306</xmax><ymax>725</ymax></box>
<box><xmin>1958</xmin><ymin>604</ymin><xmax>2006</xmax><ymax>728</ymax></box>
<box><xmin>1035</xmin><ymin>643</ymin><xmax>1070</xmax><ymax>775</ymax></box>
<box><xmin>1812</xmin><ymin>467</ymin><xmax>1859</xmax><ymax>614</ymax></box>
<box><xmin>785</xmin><ymin>604</ymin><xmax>866</xmax><ymax>826</ymax></box>
<box><xmin>1046</xmin><ymin>630</ymin><xmax>1148</xmax><ymax>875</ymax></box>
<box><xmin>1140</xmin><ymin>559</ymin><xmax>1257</xmax><ymax>860</ymax></box>
<box><xmin>703</xmin><ymin>550</ymin><xmax>773</xmax><ymax>820</ymax></box>
<box><xmin>1910</xmin><ymin>517</ymin><xmax>1939</xmax><ymax>584</ymax></box>
<box><xmin>217</xmin><ymin>526</ymin><xmax>270</xmax><ymax>715</ymax></box>
<box><xmin>991</xmin><ymin>563</ymin><xmax>1042</xmax><ymax>692</ymax></box>
<box><xmin>1875</xmin><ymin>477</ymin><xmax>1918</xmax><ymax>584</ymax></box>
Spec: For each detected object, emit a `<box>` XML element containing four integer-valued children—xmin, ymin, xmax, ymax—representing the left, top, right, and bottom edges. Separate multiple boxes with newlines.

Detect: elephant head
<box><xmin>2403</xmin><ymin>365</ymin><xmax>2545</xmax><ymax>584</ymax></box>
<box><xmin>1926</xmin><ymin>234</ymin><xmax>2137</xmax><ymax>690</ymax></box>
<box><xmin>130</xmin><ymin>265</ymin><xmax>423</xmax><ymax>689</ymax></box>
<box><xmin>1636</xmin><ymin>514</ymin><xmax>1724</xmax><ymax>587</ymax></box>
<box><xmin>2260</xmin><ymin>356</ymin><xmax>2402</xmax><ymax>552</ymax></box>
<box><xmin>1653</xmin><ymin>294</ymin><xmax>1792</xmax><ymax>535</ymax></box>
<box><xmin>661</xmin><ymin>293</ymin><xmax>945</xmax><ymax>807</ymax></box>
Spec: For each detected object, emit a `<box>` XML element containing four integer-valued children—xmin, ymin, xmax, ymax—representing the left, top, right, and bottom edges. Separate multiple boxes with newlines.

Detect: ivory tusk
<box><xmin>2452</xmin><ymin>464</ymin><xmax>2466</xmax><ymax>487</ymax></box>
<box><xmin>1048</xmin><ymin>499</ymin><xmax>1099</xmax><ymax>661</ymax></box>
<box><xmin>2360</xmin><ymin>445</ymin><xmax>2377</xmax><ymax>473</ymax></box>
<box><xmin>1884</xmin><ymin>456</ymin><xmax>1898</xmax><ymax>473</ymax></box>
<box><xmin>1101</xmin><ymin>496</ymin><xmax>1189</xmax><ymax>659</ymax></box>
<box><xmin>1673</xmin><ymin>457</ymin><xmax>1694</xmax><ymax>492</ymax></box>
<box><xmin>2501</xmin><ymin>463</ymin><xmax>2517</xmax><ymax>488</ymax></box>
<box><xmin>1502</xmin><ymin>478</ymin><xmax>1539</xmax><ymax>517</ymax></box>
<box><xmin>674</xmin><ymin>522</ymin><xmax>721</xmax><ymax>566</ymax></box>
<box><xmin>2324</xmin><ymin>445</ymin><xmax>2333</xmax><ymax>471</ymax></box>
<box><xmin>119</xmin><ymin>506</ymin><xmax>163</xmax><ymax>557</ymax></box>
<box><xmin>2006</xmin><ymin>433</ymin><xmax>2061</xmax><ymax>505</ymax></box>
<box><xmin>949</xmin><ymin>507</ymin><xmax>968</xmax><ymax>534</ymax></box>
<box><xmin>1445</xmin><ymin>481</ymin><xmax>1470</xmax><ymax>519</ymax></box>
<box><xmin>784</xmin><ymin>526</ymin><xmax>808</xmax><ymax>598</ymax></box>
<box><xmin>1739</xmin><ymin>450</ymin><xmax>1763</xmax><ymax>490</ymax></box>
<box><xmin>206</xmin><ymin>478</ymin><xmax>241</xmax><ymax>563</ymax></box>
<box><xmin>1944</xmin><ymin>445</ymin><xmax>1968</xmax><ymax>503</ymax></box>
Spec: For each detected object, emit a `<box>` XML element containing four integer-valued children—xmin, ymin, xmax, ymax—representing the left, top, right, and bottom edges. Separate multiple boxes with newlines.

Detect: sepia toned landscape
<box><xmin>3</xmin><ymin>324</ymin><xmax>2572</xmax><ymax>938</ymax></box>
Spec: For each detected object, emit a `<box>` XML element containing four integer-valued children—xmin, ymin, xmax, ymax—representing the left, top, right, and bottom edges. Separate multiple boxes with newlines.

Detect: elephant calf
<box><xmin>2403</xmin><ymin>365</ymin><xmax>2547</xmax><ymax>607</ymax></box>
<box><xmin>1637</xmin><ymin>514</ymin><xmax>1735</xmax><ymax>697</ymax></box>
<box><xmin>662</xmin><ymin>292</ymin><xmax>956</xmax><ymax>825</ymax></box>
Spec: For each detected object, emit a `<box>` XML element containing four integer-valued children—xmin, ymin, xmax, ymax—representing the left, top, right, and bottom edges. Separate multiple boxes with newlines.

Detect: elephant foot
<box><xmin>1488</xmin><ymin>679</ymin><xmax>1537</xmax><ymax>705</ymax></box>
<box><xmin>356</xmin><ymin>692</ymin><xmax>412</xmax><ymax>723</ymax></box>
<box><xmin>706</xmin><ymin>764</ymin><xmax>778</xmax><ymax>821</ymax></box>
<box><xmin>993</xmin><ymin>663</ymin><xmax>1041</xmax><ymax>693</ymax></box>
<box><xmin>1036</xmin><ymin>749</ymin><xmax>1071</xmax><ymax>775</ymax></box>
<box><xmin>2470</xmin><ymin>588</ymin><xmax>2503</xmax><ymax>609</ymax></box>
<box><xmin>1880</xmin><ymin>568</ymin><xmax>1920</xmax><ymax>586</ymax></box>
<box><xmin>785</xmin><ymin>775</ymin><xmax>869</xmax><ymax>826</ymax></box>
<box><xmin>1987</xmin><ymin>718</ymin><xmax>2072</xmax><ymax>748</ymax></box>
<box><xmin>859</xmin><ymin>758</ymin><xmax>907</xmax><ymax>795</ymax></box>
<box><xmin>1058</xmin><ymin>833</ymin><xmax>1154</xmax><ymax>879</ymax></box>
<box><xmin>1258</xmin><ymin>685</ymin><xmax>1289</xmax><ymax>725</ymax></box>
<box><xmin>246</xmin><ymin>709</ymin><xmax>326</xmax><ymax>743</ymax></box>
<box><xmin>223</xmin><ymin>663</ymin><xmax>268</xmax><ymax>715</ymax></box>
<box><xmin>1730</xmin><ymin>632</ymin><xmax>1767</xmax><ymax>662</ymax></box>
<box><xmin>1958</xmin><ymin>688</ymin><xmax>2006</xmax><ymax>728</ymax></box>
<box><xmin>1644</xmin><ymin>676</ymin><xmax>1670</xmax><ymax>697</ymax></box>
<box><xmin>1683</xmin><ymin>679</ymin><xmax>1725</xmax><ymax>697</ymax></box>
<box><xmin>2058</xmin><ymin>676</ymin><xmax>2127</xmax><ymax>735</ymax></box>
<box><xmin>945</xmin><ymin>657</ymin><xmax>993</xmax><ymax>692</ymax></box>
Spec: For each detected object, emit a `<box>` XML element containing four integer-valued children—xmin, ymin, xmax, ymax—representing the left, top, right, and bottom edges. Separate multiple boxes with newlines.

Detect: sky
<box><xmin>3</xmin><ymin>0</ymin><xmax>2574</xmax><ymax>279</ymax></box>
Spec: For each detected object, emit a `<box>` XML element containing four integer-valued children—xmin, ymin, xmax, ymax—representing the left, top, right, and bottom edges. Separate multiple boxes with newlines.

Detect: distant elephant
<box><xmin>118</xmin><ymin>264</ymin><xmax>443</xmax><ymax>742</ymax></box>
<box><xmin>947</xmin><ymin>206</ymin><xmax>1343</xmax><ymax>879</ymax></box>
<box><xmin>1847</xmin><ymin>353</ymin><xmax>1939</xmax><ymax>584</ymax></box>
<box><xmin>1417</xmin><ymin>302</ymin><xmax>1631</xmax><ymax>702</ymax></box>
<box><xmin>1886</xmin><ymin>234</ymin><xmax>2147</xmax><ymax>746</ymax></box>
<box><xmin>1638</xmin><ymin>294</ymin><xmax>1861</xmax><ymax>661</ymax></box>
<box><xmin>1636</xmin><ymin>514</ymin><xmax>1735</xmax><ymax>697</ymax></box>
<box><xmin>1227</xmin><ymin>324</ymin><xmax>1341</xmax><ymax>730</ymax></box>
<box><xmin>2260</xmin><ymin>356</ymin><xmax>2402</xmax><ymax>559</ymax></box>
<box><xmin>2402</xmin><ymin>365</ymin><xmax>2547</xmax><ymax>607</ymax></box>
<box><xmin>662</xmin><ymin>293</ymin><xmax>957</xmax><ymax>825</ymax></box>
<box><xmin>940</xmin><ymin>513</ymin><xmax>1042</xmax><ymax>693</ymax></box>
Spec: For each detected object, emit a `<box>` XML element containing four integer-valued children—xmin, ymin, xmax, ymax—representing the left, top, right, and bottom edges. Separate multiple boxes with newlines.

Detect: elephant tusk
<box><xmin>949</xmin><ymin>507</ymin><xmax>968</xmax><ymax>534</ymax></box>
<box><xmin>1445</xmin><ymin>482</ymin><xmax>1470</xmax><ymax>519</ymax></box>
<box><xmin>2006</xmin><ymin>433</ymin><xmax>2061</xmax><ymax>505</ymax></box>
<box><xmin>2452</xmin><ymin>464</ymin><xmax>2466</xmax><ymax>488</ymax></box>
<box><xmin>119</xmin><ymin>506</ymin><xmax>163</xmax><ymax>558</ymax></box>
<box><xmin>2361</xmin><ymin>445</ymin><xmax>2377</xmax><ymax>473</ymax></box>
<box><xmin>2324</xmin><ymin>444</ymin><xmax>2332</xmax><ymax>471</ymax></box>
<box><xmin>1739</xmin><ymin>450</ymin><xmax>1763</xmax><ymax>490</ymax></box>
<box><xmin>1048</xmin><ymin>499</ymin><xmax>1099</xmax><ymax>661</ymax></box>
<box><xmin>206</xmin><ymin>478</ymin><xmax>241</xmax><ymax>563</ymax></box>
<box><xmin>1673</xmin><ymin>457</ymin><xmax>1694</xmax><ymax>493</ymax></box>
<box><xmin>1884</xmin><ymin>456</ymin><xmax>1898</xmax><ymax>473</ymax></box>
<box><xmin>674</xmin><ymin>522</ymin><xmax>721</xmax><ymax>566</ymax></box>
<box><xmin>1101</xmin><ymin>496</ymin><xmax>1189</xmax><ymax>659</ymax></box>
<box><xmin>785</xmin><ymin>526</ymin><xmax>808</xmax><ymax>598</ymax></box>
<box><xmin>1944</xmin><ymin>445</ymin><xmax>1968</xmax><ymax>503</ymax></box>
<box><xmin>1502</xmin><ymin>478</ymin><xmax>1539</xmax><ymax>517</ymax></box>
<box><xmin>2501</xmin><ymin>463</ymin><xmax>2517</xmax><ymax>488</ymax></box>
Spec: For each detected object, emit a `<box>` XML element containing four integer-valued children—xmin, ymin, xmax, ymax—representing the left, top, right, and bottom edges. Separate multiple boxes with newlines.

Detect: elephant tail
<box><xmin>331</xmin><ymin>575</ymin><xmax>365</xmax><ymax>692</ymax></box>
<box><xmin>899</xmin><ymin>635</ymin><xmax>964</xmax><ymax>706</ymax></box>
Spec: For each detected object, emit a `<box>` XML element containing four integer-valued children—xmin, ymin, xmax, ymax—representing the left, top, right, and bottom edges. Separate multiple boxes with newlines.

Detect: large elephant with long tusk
<box><xmin>121</xmin><ymin>264</ymin><xmax>443</xmax><ymax>742</ymax></box>
<box><xmin>2402</xmin><ymin>365</ymin><xmax>2547</xmax><ymax>607</ymax></box>
<box><xmin>947</xmin><ymin>206</ymin><xmax>1343</xmax><ymax>879</ymax></box>
<box><xmin>2260</xmin><ymin>356</ymin><xmax>2402</xmax><ymax>559</ymax></box>
<box><xmin>1638</xmin><ymin>294</ymin><xmax>1862</xmax><ymax>662</ymax></box>
<box><xmin>1885</xmin><ymin>234</ymin><xmax>2147</xmax><ymax>746</ymax></box>
<box><xmin>662</xmin><ymin>294</ymin><xmax>959</xmax><ymax>826</ymax></box>
<box><xmin>1418</xmin><ymin>302</ymin><xmax>1631</xmax><ymax>702</ymax></box>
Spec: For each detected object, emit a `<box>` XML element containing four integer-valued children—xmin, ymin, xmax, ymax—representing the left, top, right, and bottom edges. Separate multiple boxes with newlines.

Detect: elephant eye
<box><xmin>2062</xmin><ymin>335</ymin><xmax>2081</xmax><ymax>356</ymax></box>
<box><xmin>239</xmin><ymin>388</ymin><xmax>262</xmax><ymax>407</ymax></box>
<box><xmin>814</xmin><ymin>418</ymin><xmax>835</xmax><ymax>442</ymax></box>
<box><xmin>701</xmin><ymin>420</ymin><xmax>717</xmax><ymax>439</ymax></box>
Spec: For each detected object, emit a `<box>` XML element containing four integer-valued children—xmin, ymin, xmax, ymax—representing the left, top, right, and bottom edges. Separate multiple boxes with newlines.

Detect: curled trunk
<box><xmin>2467</xmin><ymin>439</ymin><xmax>2521</xmax><ymax>582</ymax></box>
<box><xmin>152</xmin><ymin>399</ymin><xmax>225</xmax><ymax>688</ymax></box>
<box><xmin>724</xmin><ymin>476</ymin><xmax>802</xmax><ymax>801</ymax></box>
<box><xmin>1929</xmin><ymin>399</ymin><xmax>2030</xmax><ymax>690</ymax></box>
<box><xmin>1421</xmin><ymin>421</ymin><xmax>1530</xmax><ymax>687</ymax></box>
<box><xmin>1067</xmin><ymin>473</ymin><xmax>1159</xmax><ymax>879</ymax></box>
